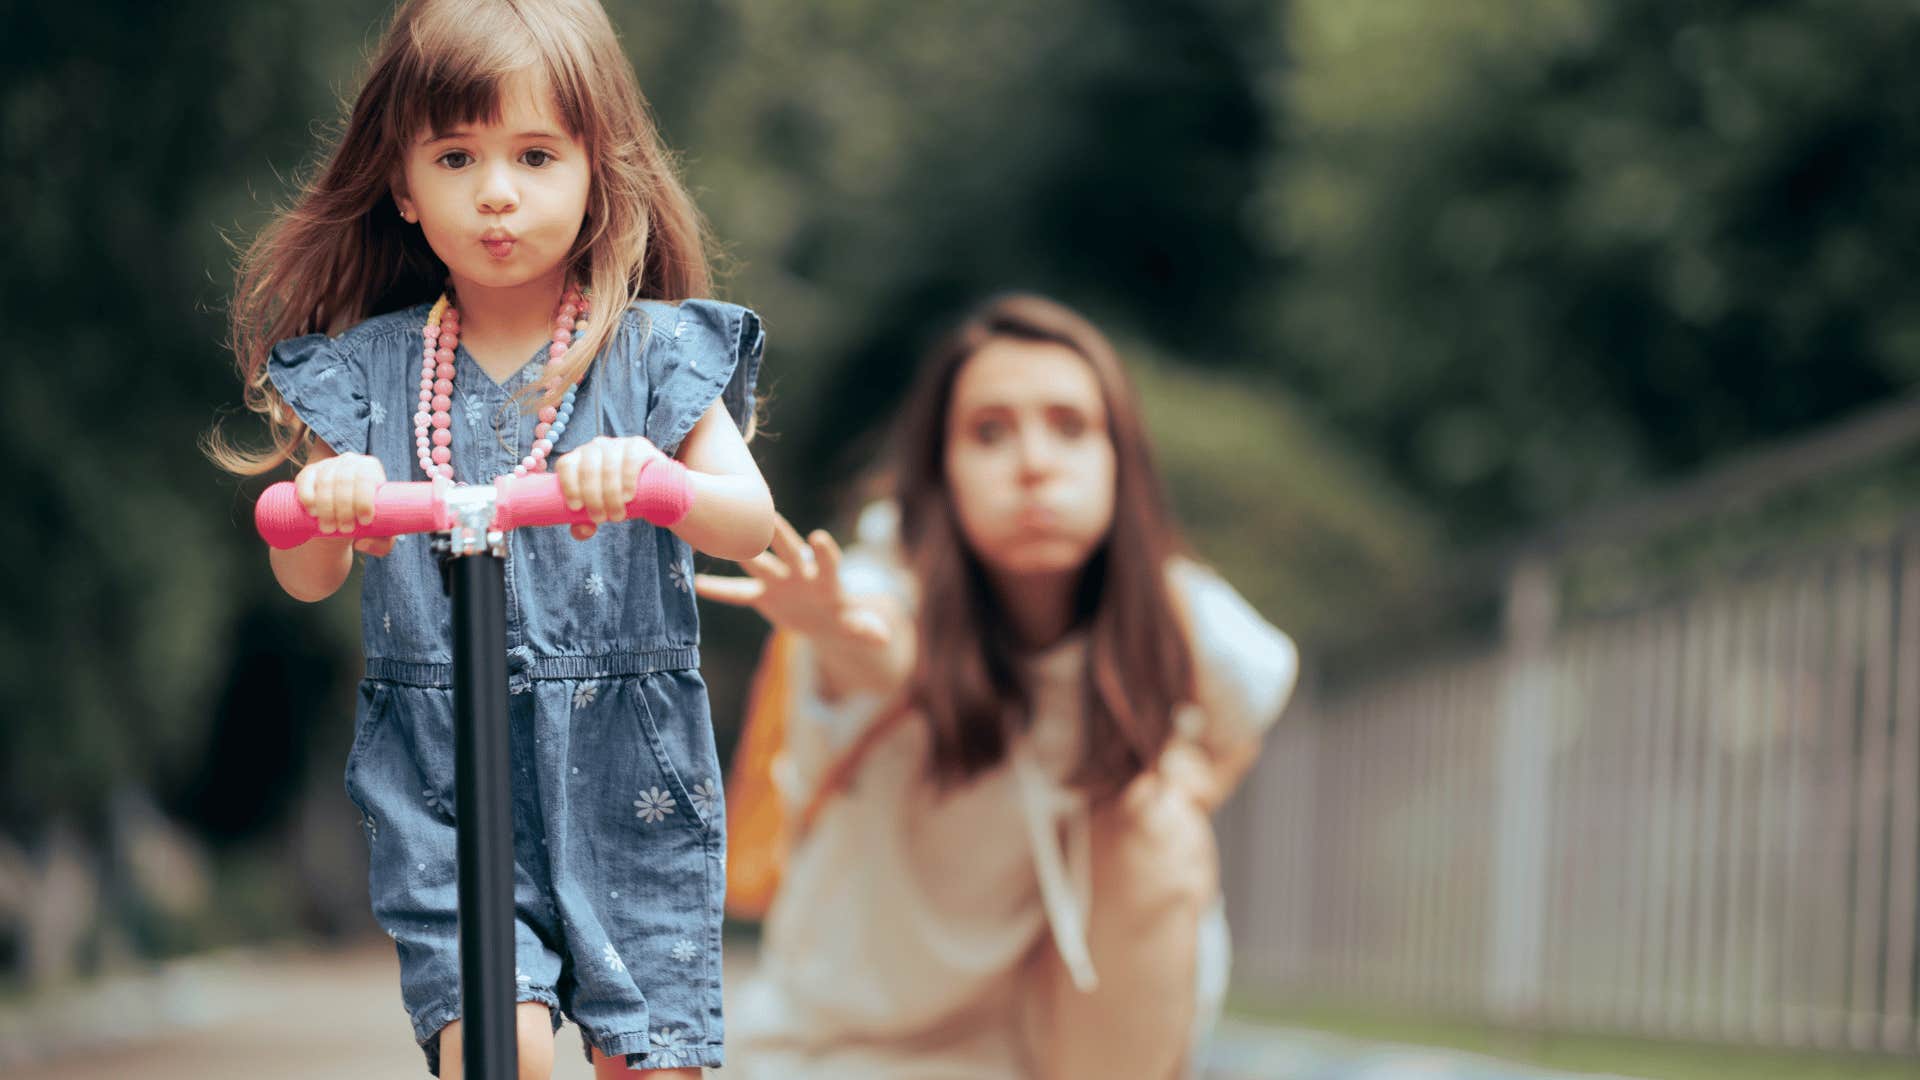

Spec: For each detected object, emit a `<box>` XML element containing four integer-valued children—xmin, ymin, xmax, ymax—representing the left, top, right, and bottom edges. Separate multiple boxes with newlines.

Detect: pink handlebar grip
<box><xmin>254</xmin><ymin>459</ymin><xmax>694</xmax><ymax>550</ymax></box>
<box><xmin>492</xmin><ymin>460</ymin><xmax>694</xmax><ymax>533</ymax></box>
<box><xmin>254</xmin><ymin>481</ymin><xmax>446</xmax><ymax>549</ymax></box>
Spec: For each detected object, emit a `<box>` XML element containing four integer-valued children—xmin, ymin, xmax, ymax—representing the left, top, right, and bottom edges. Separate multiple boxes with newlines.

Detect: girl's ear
<box><xmin>390</xmin><ymin>172</ymin><xmax>416</xmax><ymax>223</ymax></box>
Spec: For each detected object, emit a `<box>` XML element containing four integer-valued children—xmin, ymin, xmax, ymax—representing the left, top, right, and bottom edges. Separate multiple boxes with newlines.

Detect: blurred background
<box><xmin>5</xmin><ymin>0</ymin><xmax>1920</xmax><ymax>1076</ymax></box>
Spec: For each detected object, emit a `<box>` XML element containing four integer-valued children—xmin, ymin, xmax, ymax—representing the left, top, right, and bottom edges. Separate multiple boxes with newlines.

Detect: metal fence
<box><xmin>1219</xmin><ymin>531</ymin><xmax>1920</xmax><ymax>1054</ymax></box>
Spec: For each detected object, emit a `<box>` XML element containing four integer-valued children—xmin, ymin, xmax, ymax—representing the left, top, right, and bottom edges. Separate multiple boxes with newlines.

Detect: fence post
<box><xmin>1487</xmin><ymin>557</ymin><xmax>1558</xmax><ymax>1023</ymax></box>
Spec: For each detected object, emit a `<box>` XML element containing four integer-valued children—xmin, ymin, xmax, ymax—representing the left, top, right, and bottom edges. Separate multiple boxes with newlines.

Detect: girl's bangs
<box><xmin>383</xmin><ymin>12</ymin><xmax>594</xmax><ymax>149</ymax></box>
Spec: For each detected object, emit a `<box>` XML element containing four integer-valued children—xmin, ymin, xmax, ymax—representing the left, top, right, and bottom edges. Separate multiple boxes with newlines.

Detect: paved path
<box><xmin>1205</xmin><ymin>1017</ymin><xmax>1639</xmax><ymax>1079</ymax></box>
<box><xmin>1</xmin><ymin>947</ymin><xmax>1635</xmax><ymax>1079</ymax></box>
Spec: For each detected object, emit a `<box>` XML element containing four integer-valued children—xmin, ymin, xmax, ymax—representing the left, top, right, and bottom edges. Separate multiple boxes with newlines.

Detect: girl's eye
<box><xmin>522</xmin><ymin>149</ymin><xmax>555</xmax><ymax>168</ymax></box>
<box><xmin>437</xmin><ymin>150</ymin><xmax>473</xmax><ymax>169</ymax></box>
<box><xmin>1053</xmin><ymin>412</ymin><xmax>1087</xmax><ymax>439</ymax></box>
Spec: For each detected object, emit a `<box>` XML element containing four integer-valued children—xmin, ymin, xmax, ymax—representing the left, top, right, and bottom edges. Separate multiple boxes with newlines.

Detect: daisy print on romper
<box><xmin>689</xmin><ymin>779</ymin><xmax>716</xmax><ymax>817</ymax></box>
<box><xmin>650</xmin><ymin>1028</ymin><xmax>694</xmax><ymax>1066</ymax></box>
<box><xmin>634</xmin><ymin>787</ymin><xmax>676</xmax><ymax>823</ymax></box>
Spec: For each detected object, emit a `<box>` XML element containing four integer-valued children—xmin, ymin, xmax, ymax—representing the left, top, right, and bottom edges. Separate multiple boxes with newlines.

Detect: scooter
<box><xmin>257</xmin><ymin>466</ymin><xmax>690</xmax><ymax>1080</ymax></box>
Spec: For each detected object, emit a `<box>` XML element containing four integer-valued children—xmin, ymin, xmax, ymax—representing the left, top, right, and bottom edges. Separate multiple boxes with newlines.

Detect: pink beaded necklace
<box><xmin>414</xmin><ymin>285</ymin><xmax>589</xmax><ymax>483</ymax></box>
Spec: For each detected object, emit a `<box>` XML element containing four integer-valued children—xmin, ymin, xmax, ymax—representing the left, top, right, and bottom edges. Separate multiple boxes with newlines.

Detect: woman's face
<box><xmin>943</xmin><ymin>338</ymin><xmax>1117</xmax><ymax>578</ymax></box>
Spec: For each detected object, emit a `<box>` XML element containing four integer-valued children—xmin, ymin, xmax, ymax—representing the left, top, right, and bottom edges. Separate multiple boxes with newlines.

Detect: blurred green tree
<box><xmin>5</xmin><ymin>2</ymin><xmax>1368</xmax><ymax>968</ymax></box>
<box><xmin>1264</xmin><ymin>0</ymin><xmax>1920</xmax><ymax>539</ymax></box>
<box><xmin>0</xmin><ymin>0</ymin><xmax>372</xmax><ymax>836</ymax></box>
<box><xmin>41</xmin><ymin>0</ymin><xmax>1920</xmax><ymax>963</ymax></box>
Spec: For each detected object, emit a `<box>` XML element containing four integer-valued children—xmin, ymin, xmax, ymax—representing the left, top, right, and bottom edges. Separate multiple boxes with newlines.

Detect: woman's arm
<box><xmin>1161</xmin><ymin>735</ymin><xmax>1263</xmax><ymax>814</ymax></box>
<box><xmin>796</xmin><ymin>583</ymin><xmax>914</xmax><ymax>704</ymax></box>
<box><xmin>1164</xmin><ymin>560</ymin><xmax>1299</xmax><ymax>810</ymax></box>
<box><xmin>696</xmin><ymin>514</ymin><xmax>915</xmax><ymax>702</ymax></box>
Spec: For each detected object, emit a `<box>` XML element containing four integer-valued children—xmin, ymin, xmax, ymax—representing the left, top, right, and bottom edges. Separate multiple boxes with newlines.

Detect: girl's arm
<box><xmin>271</xmin><ymin>526</ymin><xmax>355</xmax><ymax>603</ymax></box>
<box><xmin>269</xmin><ymin>440</ymin><xmax>393</xmax><ymax>602</ymax></box>
<box><xmin>668</xmin><ymin>399</ymin><xmax>776</xmax><ymax>561</ymax></box>
<box><xmin>556</xmin><ymin>400</ymin><xmax>774</xmax><ymax>562</ymax></box>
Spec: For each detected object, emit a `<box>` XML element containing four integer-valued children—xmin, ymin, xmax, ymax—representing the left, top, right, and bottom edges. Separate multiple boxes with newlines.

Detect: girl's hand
<box><xmin>293</xmin><ymin>451</ymin><xmax>394</xmax><ymax>556</ymax></box>
<box><xmin>694</xmin><ymin>515</ymin><xmax>890</xmax><ymax>647</ymax></box>
<box><xmin>555</xmin><ymin>436</ymin><xmax>668</xmax><ymax>541</ymax></box>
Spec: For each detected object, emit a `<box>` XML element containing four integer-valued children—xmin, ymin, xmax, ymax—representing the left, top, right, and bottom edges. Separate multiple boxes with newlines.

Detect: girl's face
<box><xmin>396</xmin><ymin>69</ymin><xmax>590</xmax><ymax>296</ymax></box>
<box><xmin>944</xmin><ymin>339</ymin><xmax>1117</xmax><ymax>579</ymax></box>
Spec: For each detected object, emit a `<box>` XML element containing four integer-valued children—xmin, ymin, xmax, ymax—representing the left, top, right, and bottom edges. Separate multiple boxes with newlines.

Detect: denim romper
<box><xmin>268</xmin><ymin>298</ymin><xmax>761</xmax><ymax>1073</ymax></box>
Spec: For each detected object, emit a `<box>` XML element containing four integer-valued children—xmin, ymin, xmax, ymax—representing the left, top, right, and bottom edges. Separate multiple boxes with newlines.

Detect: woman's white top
<box><xmin>729</xmin><ymin>527</ymin><xmax>1297</xmax><ymax>1079</ymax></box>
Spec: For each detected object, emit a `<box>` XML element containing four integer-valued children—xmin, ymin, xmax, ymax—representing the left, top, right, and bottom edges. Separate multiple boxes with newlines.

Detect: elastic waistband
<box><xmin>365</xmin><ymin>646</ymin><xmax>700</xmax><ymax>689</ymax></box>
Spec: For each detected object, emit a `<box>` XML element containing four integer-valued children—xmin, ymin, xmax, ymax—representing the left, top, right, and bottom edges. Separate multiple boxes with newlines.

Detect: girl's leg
<box><xmin>588</xmin><ymin>1047</ymin><xmax>699</xmax><ymax>1078</ymax></box>
<box><xmin>438</xmin><ymin>1002</ymin><xmax>557</xmax><ymax>1080</ymax></box>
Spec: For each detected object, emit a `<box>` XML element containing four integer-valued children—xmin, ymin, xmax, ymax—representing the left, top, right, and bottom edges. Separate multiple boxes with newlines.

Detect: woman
<box><xmin>698</xmin><ymin>294</ymin><xmax>1297</xmax><ymax>1078</ymax></box>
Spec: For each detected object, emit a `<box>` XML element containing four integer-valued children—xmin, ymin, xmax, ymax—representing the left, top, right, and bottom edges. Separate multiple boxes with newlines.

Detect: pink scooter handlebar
<box><xmin>255</xmin><ymin>460</ymin><xmax>693</xmax><ymax>550</ymax></box>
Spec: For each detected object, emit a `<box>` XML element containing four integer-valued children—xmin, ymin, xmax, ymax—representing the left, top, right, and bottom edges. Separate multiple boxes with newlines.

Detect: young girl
<box><xmin>699</xmin><ymin>294</ymin><xmax>1297</xmax><ymax>1078</ymax></box>
<box><xmin>207</xmin><ymin>1</ymin><xmax>774</xmax><ymax>1075</ymax></box>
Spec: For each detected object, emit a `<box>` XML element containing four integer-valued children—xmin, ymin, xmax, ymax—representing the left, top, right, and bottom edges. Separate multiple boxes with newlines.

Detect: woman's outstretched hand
<box><xmin>694</xmin><ymin>514</ymin><xmax>890</xmax><ymax>647</ymax></box>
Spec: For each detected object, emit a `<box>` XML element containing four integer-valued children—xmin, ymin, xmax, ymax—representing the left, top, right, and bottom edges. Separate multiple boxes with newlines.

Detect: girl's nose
<box><xmin>477</xmin><ymin>164</ymin><xmax>518</xmax><ymax>214</ymax></box>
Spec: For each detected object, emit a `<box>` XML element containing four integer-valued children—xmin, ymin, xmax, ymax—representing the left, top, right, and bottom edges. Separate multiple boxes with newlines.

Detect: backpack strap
<box><xmin>793</xmin><ymin>697</ymin><xmax>913</xmax><ymax>840</ymax></box>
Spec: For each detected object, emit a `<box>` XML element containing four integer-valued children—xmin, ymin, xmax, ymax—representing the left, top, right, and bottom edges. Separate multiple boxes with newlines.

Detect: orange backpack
<box><xmin>721</xmin><ymin>631</ymin><xmax>793</xmax><ymax>919</ymax></box>
<box><xmin>723</xmin><ymin>629</ymin><xmax>907</xmax><ymax>919</ymax></box>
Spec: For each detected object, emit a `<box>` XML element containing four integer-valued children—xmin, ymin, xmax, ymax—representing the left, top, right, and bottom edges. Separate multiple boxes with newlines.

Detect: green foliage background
<box><xmin>2</xmin><ymin>0</ymin><xmax>1915</xmax><ymax>951</ymax></box>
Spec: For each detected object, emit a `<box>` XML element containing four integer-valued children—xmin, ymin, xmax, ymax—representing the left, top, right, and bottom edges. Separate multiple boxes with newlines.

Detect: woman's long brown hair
<box><xmin>207</xmin><ymin>0</ymin><xmax>710</xmax><ymax>475</ymax></box>
<box><xmin>892</xmin><ymin>294</ymin><xmax>1194</xmax><ymax>802</ymax></box>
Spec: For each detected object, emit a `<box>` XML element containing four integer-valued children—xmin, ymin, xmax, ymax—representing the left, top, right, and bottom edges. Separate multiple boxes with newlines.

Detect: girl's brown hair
<box><xmin>209</xmin><ymin>0</ymin><xmax>710</xmax><ymax>474</ymax></box>
<box><xmin>892</xmin><ymin>294</ymin><xmax>1194</xmax><ymax>801</ymax></box>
